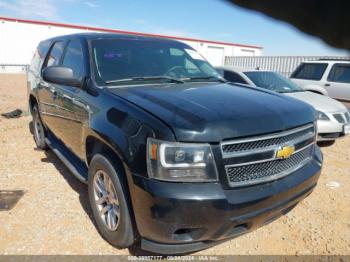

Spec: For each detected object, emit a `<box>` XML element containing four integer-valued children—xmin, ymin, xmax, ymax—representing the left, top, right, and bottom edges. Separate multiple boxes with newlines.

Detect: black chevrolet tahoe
<box><xmin>27</xmin><ymin>33</ymin><xmax>323</xmax><ymax>254</ymax></box>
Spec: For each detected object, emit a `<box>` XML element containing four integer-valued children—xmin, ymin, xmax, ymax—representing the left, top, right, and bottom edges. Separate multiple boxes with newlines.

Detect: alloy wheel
<box><xmin>33</xmin><ymin>114</ymin><xmax>45</xmax><ymax>144</ymax></box>
<box><xmin>93</xmin><ymin>170</ymin><xmax>120</xmax><ymax>231</ymax></box>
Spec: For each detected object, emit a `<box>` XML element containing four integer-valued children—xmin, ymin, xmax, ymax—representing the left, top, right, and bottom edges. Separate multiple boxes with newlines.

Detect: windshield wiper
<box><xmin>181</xmin><ymin>76</ymin><xmax>227</xmax><ymax>83</ymax></box>
<box><xmin>105</xmin><ymin>76</ymin><xmax>184</xmax><ymax>85</ymax></box>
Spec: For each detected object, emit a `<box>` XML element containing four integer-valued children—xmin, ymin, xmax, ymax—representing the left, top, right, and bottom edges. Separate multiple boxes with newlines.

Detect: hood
<box><xmin>108</xmin><ymin>83</ymin><xmax>315</xmax><ymax>142</ymax></box>
<box><xmin>285</xmin><ymin>91</ymin><xmax>347</xmax><ymax>113</ymax></box>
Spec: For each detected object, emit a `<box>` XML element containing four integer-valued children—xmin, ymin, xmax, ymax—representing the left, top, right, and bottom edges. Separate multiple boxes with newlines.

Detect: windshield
<box><xmin>91</xmin><ymin>38</ymin><xmax>222</xmax><ymax>86</ymax></box>
<box><xmin>244</xmin><ymin>71</ymin><xmax>303</xmax><ymax>93</ymax></box>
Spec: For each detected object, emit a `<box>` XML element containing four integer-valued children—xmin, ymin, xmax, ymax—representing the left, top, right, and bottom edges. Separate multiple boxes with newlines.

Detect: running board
<box><xmin>45</xmin><ymin>136</ymin><xmax>88</xmax><ymax>184</ymax></box>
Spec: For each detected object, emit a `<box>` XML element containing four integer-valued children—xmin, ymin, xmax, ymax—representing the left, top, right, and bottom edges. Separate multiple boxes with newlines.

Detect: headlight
<box><xmin>146</xmin><ymin>138</ymin><xmax>218</xmax><ymax>182</ymax></box>
<box><xmin>316</xmin><ymin>111</ymin><xmax>330</xmax><ymax>120</ymax></box>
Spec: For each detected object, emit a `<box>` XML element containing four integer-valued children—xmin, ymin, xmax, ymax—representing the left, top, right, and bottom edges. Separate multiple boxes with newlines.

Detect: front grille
<box><xmin>333</xmin><ymin>113</ymin><xmax>346</xmax><ymax>123</ymax></box>
<box><xmin>226</xmin><ymin>146</ymin><xmax>313</xmax><ymax>187</ymax></box>
<box><xmin>221</xmin><ymin>125</ymin><xmax>315</xmax><ymax>155</ymax></box>
<box><xmin>221</xmin><ymin>124</ymin><xmax>315</xmax><ymax>187</ymax></box>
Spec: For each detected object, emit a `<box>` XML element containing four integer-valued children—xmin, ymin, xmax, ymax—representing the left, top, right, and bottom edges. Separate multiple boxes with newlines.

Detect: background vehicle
<box><xmin>290</xmin><ymin>60</ymin><xmax>350</xmax><ymax>102</ymax></box>
<box><xmin>27</xmin><ymin>33</ymin><xmax>322</xmax><ymax>254</ymax></box>
<box><xmin>217</xmin><ymin>67</ymin><xmax>350</xmax><ymax>145</ymax></box>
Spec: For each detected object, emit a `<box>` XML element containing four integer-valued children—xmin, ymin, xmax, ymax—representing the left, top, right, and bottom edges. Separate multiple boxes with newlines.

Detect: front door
<box><xmin>52</xmin><ymin>39</ymin><xmax>89</xmax><ymax>160</ymax></box>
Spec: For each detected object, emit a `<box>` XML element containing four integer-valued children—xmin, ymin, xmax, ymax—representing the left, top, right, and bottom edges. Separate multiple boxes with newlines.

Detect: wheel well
<box><xmin>309</xmin><ymin>91</ymin><xmax>323</xmax><ymax>95</ymax></box>
<box><xmin>85</xmin><ymin>136</ymin><xmax>122</xmax><ymax>167</ymax></box>
<box><xmin>29</xmin><ymin>95</ymin><xmax>38</xmax><ymax>112</ymax></box>
<box><xmin>85</xmin><ymin>135</ymin><xmax>140</xmax><ymax>242</ymax></box>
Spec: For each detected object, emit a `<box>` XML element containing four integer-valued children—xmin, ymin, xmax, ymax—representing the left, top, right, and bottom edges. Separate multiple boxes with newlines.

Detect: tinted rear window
<box><xmin>291</xmin><ymin>63</ymin><xmax>328</xmax><ymax>80</ymax></box>
<box><xmin>327</xmin><ymin>63</ymin><xmax>350</xmax><ymax>83</ymax></box>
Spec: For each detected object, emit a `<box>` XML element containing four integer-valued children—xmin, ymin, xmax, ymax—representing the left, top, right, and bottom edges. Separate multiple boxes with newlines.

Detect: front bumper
<box><xmin>317</xmin><ymin>116</ymin><xmax>349</xmax><ymax>141</ymax></box>
<box><xmin>129</xmin><ymin>147</ymin><xmax>323</xmax><ymax>254</ymax></box>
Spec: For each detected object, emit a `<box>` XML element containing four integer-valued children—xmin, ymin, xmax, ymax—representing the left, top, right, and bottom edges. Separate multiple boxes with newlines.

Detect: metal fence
<box><xmin>224</xmin><ymin>56</ymin><xmax>350</xmax><ymax>77</ymax></box>
<box><xmin>0</xmin><ymin>64</ymin><xmax>29</xmax><ymax>73</ymax></box>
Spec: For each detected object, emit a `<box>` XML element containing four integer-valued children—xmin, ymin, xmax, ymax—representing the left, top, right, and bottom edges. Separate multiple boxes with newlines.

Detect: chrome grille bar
<box><xmin>221</xmin><ymin>123</ymin><xmax>315</xmax><ymax>158</ymax></box>
<box><xmin>226</xmin><ymin>146</ymin><xmax>313</xmax><ymax>187</ymax></box>
<box><xmin>221</xmin><ymin>123</ymin><xmax>316</xmax><ymax>187</ymax></box>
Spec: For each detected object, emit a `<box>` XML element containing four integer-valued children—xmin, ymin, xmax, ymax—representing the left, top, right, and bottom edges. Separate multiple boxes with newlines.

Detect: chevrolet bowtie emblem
<box><xmin>276</xmin><ymin>145</ymin><xmax>295</xmax><ymax>159</ymax></box>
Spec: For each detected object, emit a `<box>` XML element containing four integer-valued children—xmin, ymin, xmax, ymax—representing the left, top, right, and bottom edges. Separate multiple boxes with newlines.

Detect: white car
<box><xmin>290</xmin><ymin>60</ymin><xmax>350</xmax><ymax>103</ymax></box>
<box><xmin>216</xmin><ymin>67</ymin><xmax>350</xmax><ymax>145</ymax></box>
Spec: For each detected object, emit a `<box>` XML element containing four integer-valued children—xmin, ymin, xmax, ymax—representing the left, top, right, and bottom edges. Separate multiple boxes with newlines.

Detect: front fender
<box><xmin>85</xmin><ymin>90</ymin><xmax>175</xmax><ymax>175</ymax></box>
<box><xmin>303</xmin><ymin>85</ymin><xmax>328</xmax><ymax>96</ymax></box>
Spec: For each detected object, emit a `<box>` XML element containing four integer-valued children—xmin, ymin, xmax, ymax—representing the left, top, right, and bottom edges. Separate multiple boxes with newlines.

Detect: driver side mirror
<box><xmin>43</xmin><ymin>66</ymin><xmax>82</xmax><ymax>87</ymax></box>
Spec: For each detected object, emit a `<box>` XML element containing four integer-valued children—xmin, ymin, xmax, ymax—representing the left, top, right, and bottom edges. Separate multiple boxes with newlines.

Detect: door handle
<box><xmin>325</xmin><ymin>83</ymin><xmax>330</xmax><ymax>87</ymax></box>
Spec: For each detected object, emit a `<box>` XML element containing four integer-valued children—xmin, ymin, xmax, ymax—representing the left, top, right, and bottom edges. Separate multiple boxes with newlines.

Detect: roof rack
<box><xmin>317</xmin><ymin>58</ymin><xmax>350</xmax><ymax>61</ymax></box>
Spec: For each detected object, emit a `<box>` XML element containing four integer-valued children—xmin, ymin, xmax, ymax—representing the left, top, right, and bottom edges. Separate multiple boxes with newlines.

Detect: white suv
<box><xmin>216</xmin><ymin>67</ymin><xmax>350</xmax><ymax>145</ymax></box>
<box><xmin>290</xmin><ymin>60</ymin><xmax>350</xmax><ymax>103</ymax></box>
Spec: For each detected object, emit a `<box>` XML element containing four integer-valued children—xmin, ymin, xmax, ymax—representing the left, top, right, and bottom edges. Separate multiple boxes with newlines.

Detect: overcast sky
<box><xmin>0</xmin><ymin>0</ymin><xmax>348</xmax><ymax>56</ymax></box>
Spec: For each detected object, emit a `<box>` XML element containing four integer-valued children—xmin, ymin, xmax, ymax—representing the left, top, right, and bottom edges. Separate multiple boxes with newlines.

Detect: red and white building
<box><xmin>0</xmin><ymin>16</ymin><xmax>262</xmax><ymax>73</ymax></box>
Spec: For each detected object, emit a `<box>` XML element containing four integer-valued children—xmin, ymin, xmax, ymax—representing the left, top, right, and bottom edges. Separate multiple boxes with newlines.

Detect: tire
<box><xmin>32</xmin><ymin>105</ymin><xmax>48</xmax><ymax>150</ymax></box>
<box><xmin>317</xmin><ymin>140</ymin><xmax>335</xmax><ymax>147</ymax></box>
<box><xmin>88</xmin><ymin>154</ymin><xmax>135</xmax><ymax>248</ymax></box>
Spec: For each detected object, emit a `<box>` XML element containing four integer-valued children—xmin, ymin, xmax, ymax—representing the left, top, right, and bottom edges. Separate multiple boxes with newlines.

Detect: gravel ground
<box><xmin>0</xmin><ymin>74</ymin><xmax>349</xmax><ymax>255</ymax></box>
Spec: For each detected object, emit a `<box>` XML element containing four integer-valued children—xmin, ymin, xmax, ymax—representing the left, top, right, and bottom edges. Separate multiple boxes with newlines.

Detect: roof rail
<box><xmin>317</xmin><ymin>58</ymin><xmax>350</xmax><ymax>61</ymax></box>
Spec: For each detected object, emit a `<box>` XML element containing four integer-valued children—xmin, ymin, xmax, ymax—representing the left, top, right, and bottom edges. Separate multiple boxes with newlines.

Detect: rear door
<box><xmin>38</xmin><ymin>40</ymin><xmax>66</xmax><ymax>133</ymax></box>
<box><xmin>325</xmin><ymin>63</ymin><xmax>350</xmax><ymax>102</ymax></box>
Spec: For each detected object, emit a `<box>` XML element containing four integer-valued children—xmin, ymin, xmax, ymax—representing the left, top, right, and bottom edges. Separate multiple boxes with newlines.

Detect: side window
<box><xmin>224</xmin><ymin>70</ymin><xmax>247</xmax><ymax>84</ymax></box>
<box><xmin>327</xmin><ymin>64</ymin><xmax>350</xmax><ymax>84</ymax></box>
<box><xmin>30</xmin><ymin>41</ymin><xmax>51</xmax><ymax>73</ymax></box>
<box><xmin>62</xmin><ymin>40</ymin><xmax>84</xmax><ymax>78</ymax></box>
<box><xmin>29</xmin><ymin>49</ymin><xmax>41</xmax><ymax>72</ymax></box>
<box><xmin>291</xmin><ymin>63</ymin><xmax>328</xmax><ymax>80</ymax></box>
<box><xmin>43</xmin><ymin>41</ymin><xmax>65</xmax><ymax>70</ymax></box>
<box><xmin>38</xmin><ymin>41</ymin><xmax>51</xmax><ymax>60</ymax></box>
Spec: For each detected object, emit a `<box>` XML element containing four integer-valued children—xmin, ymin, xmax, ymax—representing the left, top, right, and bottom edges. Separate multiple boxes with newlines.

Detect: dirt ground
<box><xmin>0</xmin><ymin>74</ymin><xmax>349</xmax><ymax>255</ymax></box>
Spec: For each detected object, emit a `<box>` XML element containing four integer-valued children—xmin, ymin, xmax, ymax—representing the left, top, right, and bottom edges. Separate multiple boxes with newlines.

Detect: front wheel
<box><xmin>32</xmin><ymin>105</ymin><xmax>48</xmax><ymax>150</ymax></box>
<box><xmin>88</xmin><ymin>154</ymin><xmax>135</xmax><ymax>248</ymax></box>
